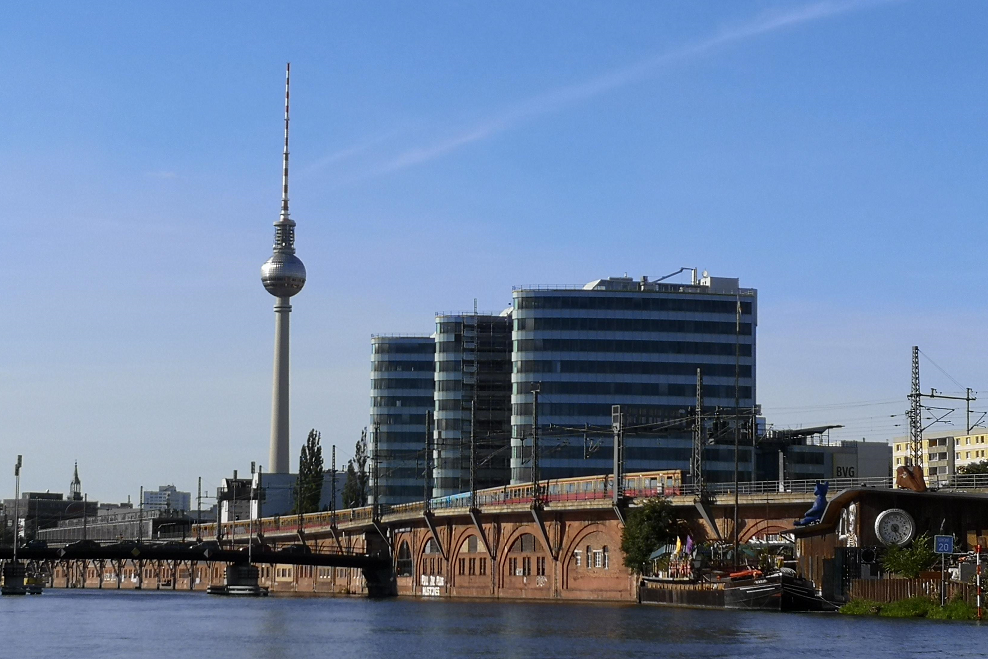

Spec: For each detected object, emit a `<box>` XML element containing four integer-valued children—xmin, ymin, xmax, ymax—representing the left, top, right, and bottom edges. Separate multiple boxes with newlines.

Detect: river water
<box><xmin>0</xmin><ymin>590</ymin><xmax>982</xmax><ymax>658</ymax></box>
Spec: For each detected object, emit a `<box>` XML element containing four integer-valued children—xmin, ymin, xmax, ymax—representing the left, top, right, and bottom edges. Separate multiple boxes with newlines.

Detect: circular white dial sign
<box><xmin>874</xmin><ymin>508</ymin><xmax>916</xmax><ymax>547</ymax></box>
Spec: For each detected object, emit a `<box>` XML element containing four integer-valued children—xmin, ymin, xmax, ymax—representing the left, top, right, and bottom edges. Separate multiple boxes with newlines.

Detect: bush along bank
<box><xmin>840</xmin><ymin>596</ymin><xmax>979</xmax><ymax>621</ymax></box>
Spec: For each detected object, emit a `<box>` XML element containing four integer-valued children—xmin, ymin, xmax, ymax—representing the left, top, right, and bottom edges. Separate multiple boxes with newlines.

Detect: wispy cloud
<box><xmin>370</xmin><ymin>0</ymin><xmax>894</xmax><ymax>177</ymax></box>
<box><xmin>301</xmin><ymin>128</ymin><xmax>405</xmax><ymax>175</ymax></box>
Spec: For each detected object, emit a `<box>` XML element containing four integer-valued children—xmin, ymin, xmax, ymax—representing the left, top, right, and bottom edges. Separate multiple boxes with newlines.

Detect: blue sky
<box><xmin>1</xmin><ymin>1</ymin><xmax>986</xmax><ymax>501</ymax></box>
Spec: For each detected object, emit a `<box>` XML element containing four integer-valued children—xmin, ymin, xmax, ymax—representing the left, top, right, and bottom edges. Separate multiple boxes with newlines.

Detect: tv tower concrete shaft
<box><xmin>270</xmin><ymin>297</ymin><xmax>292</xmax><ymax>472</ymax></box>
<box><xmin>260</xmin><ymin>63</ymin><xmax>306</xmax><ymax>473</ymax></box>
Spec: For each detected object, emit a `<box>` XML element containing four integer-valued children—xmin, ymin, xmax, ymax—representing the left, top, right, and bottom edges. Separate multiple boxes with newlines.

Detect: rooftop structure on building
<box><xmin>511</xmin><ymin>272</ymin><xmax>757</xmax><ymax>484</ymax></box>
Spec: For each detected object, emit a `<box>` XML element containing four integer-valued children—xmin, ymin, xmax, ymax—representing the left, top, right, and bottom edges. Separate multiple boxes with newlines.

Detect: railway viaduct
<box><xmin>41</xmin><ymin>473</ymin><xmax>819</xmax><ymax>600</ymax></box>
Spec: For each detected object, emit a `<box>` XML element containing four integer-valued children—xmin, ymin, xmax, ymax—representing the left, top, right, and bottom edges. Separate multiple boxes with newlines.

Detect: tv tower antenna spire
<box><xmin>261</xmin><ymin>63</ymin><xmax>306</xmax><ymax>473</ymax></box>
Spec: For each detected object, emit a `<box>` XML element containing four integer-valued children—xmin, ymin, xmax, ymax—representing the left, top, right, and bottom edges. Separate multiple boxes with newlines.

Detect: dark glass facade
<box><xmin>433</xmin><ymin>314</ymin><xmax>512</xmax><ymax>497</ymax></box>
<box><xmin>510</xmin><ymin>276</ymin><xmax>757</xmax><ymax>484</ymax></box>
<box><xmin>369</xmin><ymin>336</ymin><xmax>435</xmax><ymax>504</ymax></box>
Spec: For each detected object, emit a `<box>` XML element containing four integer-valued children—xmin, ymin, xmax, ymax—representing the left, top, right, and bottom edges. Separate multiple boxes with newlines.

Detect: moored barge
<box><xmin>640</xmin><ymin>569</ymin><xmax>836</xmax><ymax>612</ymax></box>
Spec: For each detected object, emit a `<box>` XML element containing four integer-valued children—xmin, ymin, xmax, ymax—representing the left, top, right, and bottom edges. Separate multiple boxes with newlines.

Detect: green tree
<box><xmin>882</xmin><ymin>533</ymin><xmax>938</xmax><ymax>578</ymax></box>
<box><xmin>342</xmin><ymin>428</ymin><xmax>368</xmax><ymax>508</ymax></box>
<box><xmin>293</xmin><ymin>429</ymin><xmax>325</xmax><ymax>514</ymax></box>
<box><xmin>620</xmin><ymin>497</ymin><xmax>686</xmax><ymax>574</ymax></box>
<box><xmin>958</xmin><ymin>460</ymin><xmax>988</xmax><ymax>475</ymax></box>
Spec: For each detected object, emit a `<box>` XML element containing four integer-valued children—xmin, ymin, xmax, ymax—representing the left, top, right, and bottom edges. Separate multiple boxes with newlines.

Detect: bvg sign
<box><xmin>834</xmin><ymin>454</ymin><xmax>856</xmax><ymax>479</ymax></box>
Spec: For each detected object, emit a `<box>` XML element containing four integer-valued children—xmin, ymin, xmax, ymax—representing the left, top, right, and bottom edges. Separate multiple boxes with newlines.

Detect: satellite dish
<box><xmin>702</xmin><ymin>270</ymin><xmax>709</xmax><ymax>278</ymax></box>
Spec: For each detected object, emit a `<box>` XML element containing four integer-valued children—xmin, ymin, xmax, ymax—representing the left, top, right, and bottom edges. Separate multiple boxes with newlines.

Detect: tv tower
<box><xmin>260</xmin><ymin>63</ymin><xmax>306</xmax><ymax>473</ymax></box>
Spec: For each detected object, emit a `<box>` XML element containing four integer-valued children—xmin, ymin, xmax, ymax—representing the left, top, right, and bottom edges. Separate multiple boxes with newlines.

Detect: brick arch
<box><xmin>560</xmin><ymin>522</ymin><xmax>621</xmax><ymax>587</ymax></box>
<box><xmin>414</xmin><ymin>529</ymin><xmax>446</xmax><ymax>576</ymax></box>
<box><xmin>497</xmin><ymin>525</ymin><xmax>548</xmax><ymax>588</ymax></box>
<box><xmin>448</xmin><ymin>527</ymin><xmax>484</xmax><ymax>587</ymax></box>
<box><xmin>739</xmin><ymin>519</ymin><xmax>790</xmax><ymax>543</ymax></box>
<box><xmin>449</xmin><ymin>526</ymin><xmax>482</xmax><ymax>560</ymax></box>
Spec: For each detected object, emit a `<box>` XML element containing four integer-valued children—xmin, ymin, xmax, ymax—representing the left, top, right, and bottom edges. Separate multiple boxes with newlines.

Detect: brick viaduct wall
<box><xmin>47</xmin><ymin>496</ymin><xmax>813</xmax><ymax>600</ymax></box>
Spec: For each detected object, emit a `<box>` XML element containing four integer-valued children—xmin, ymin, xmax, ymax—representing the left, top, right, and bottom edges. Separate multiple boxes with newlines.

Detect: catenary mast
<box><xmin>260</xmin><ymin>63</ymin><xmax>306</xmax><ymax>473</ymax></box>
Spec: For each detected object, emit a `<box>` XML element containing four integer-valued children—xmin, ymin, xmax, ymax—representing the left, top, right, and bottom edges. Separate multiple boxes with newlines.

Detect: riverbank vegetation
<box><xmin>881</xmin><ymin>533</ymin><xmax>937</xmax><ymax>578</ymax></box>
<box><xmin>620</xmin><ymin>498</ymin><xmax>686</xmax><ymax>574</ymax></box>
<box><xmin>840</xmin><ymin>596</ymin><xmax>979</xmax><ymax>620</ymax></box>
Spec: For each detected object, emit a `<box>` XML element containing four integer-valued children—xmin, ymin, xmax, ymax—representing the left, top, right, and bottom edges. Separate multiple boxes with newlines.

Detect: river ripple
<box><xmin>0</xmin><ymin>590</ymin><xmax>982</xmax><ymax>659</ymax></box>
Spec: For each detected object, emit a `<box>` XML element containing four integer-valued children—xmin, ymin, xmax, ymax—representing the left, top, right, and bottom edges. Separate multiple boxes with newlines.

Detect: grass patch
<box><xmin>878</xmin><ymin>597</ymin><xmax>933</xmax><ymax>618</ymax></box>
<box><xmin>841</xmin><ymin>596</ymin><xmax>979</xmax><ymax>621</ymax></box>
<box><xmin>927</xmin><ymin>597</ymin><xmax>979</xmax><ymax>621</ymax></box>
<box><xmin>839</xmin><ymin>599</ymin><xmax>881</xmax><ymax>615</ymax></box>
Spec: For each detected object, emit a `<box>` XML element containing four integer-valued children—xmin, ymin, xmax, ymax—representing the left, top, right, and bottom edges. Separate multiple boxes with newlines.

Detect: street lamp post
<box><xmin>12</xmin><ymin>455</ymin><xmax>22</xmax><ymax>562</ymax></box>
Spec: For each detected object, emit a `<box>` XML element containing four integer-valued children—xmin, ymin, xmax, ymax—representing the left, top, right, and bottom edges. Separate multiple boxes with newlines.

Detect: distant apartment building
<box><xmin>510</xmin><ymin>273</ymin><xmax>757</xmax><ymax>484</ymax></box>
<box><xmin>953</xmin><ymin>430</ymin><xmax>988</xmax><ymax>471</ymax></box>
<box><xmin>433</xmin><ymin>313</ymin><xmax>512</xmax><ymax>497</ymax></box>
<box><xmin>369</xmin><ymin>335</ymin><xmax>436</xmax><ymax>505</ymax></box>
<box><xmin>142</xmin><ymin>485</ymin><xmax>191</xmax><ymax>513</ymax></box>
<box><xmin>891</xmin><ymin>428</ymin><xmax>988</xmax><ymax>481</ymax></box>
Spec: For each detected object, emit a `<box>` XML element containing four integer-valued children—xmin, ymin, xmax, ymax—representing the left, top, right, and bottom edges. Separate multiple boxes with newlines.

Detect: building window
<box><xmin>574</xmin><ymin>550</ymin><xmax>582</xmax><ymax>567</ymax></box>
<box><xmin>458</xmin><ymin>558</ymin><xmax>466</xmax><ymax>575</ymax></box>
<box><xmin>537</xmin><ymin>557</ymin><xmax>546</xmax><ymax>576</ymax></box>
<box><xmin>509</xmin><ymin>557</ymin><xmax>518</xmax><ymax>576</ymax></box>
<box><xmin>479</xmin><ymin>557</ymin><xmax>487</xmax><ymax>576</ymax></box>
<box><xmin>469</xmin><ymin>557</ymin><xmax>476</xmax><ymax>576</ymax></box>
<box><xmin>396</xmin><ymin>542</ymin><xmax>413</xmax><ymax>577</ymax></box>
<box><xmin>603</xmin><ymin>546</ymin><xmax>609</xmax><ymax>569</ymax></box>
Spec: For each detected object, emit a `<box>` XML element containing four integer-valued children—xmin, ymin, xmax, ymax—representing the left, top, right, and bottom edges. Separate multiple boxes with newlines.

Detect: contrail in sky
<box><xmin>368</xmin><ymin>0</ymin><xmax>895</xmax><ymax>177</ymax></box>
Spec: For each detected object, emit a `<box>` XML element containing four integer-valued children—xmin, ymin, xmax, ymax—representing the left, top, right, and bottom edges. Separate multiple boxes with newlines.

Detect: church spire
<box><xmin>70</xmin><ymin>461</ymin><xmax>82</xmax><ymax>501</ymax></box>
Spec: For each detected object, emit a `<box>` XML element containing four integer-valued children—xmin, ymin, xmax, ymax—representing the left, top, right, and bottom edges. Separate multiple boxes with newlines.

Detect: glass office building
<box><xmin>433</xmin><ymin>313</ymin><xmax>512</xmax><ymax>497</ymax></box>
<box><xmin>369</xmin><ymin>335</ymin><xmax>435</xmax><ymax>505</ymax></box>
<box><xmin>510</xmin><ymin>274</ymin><xmax>757</xmax><ymax>484</ymax></box>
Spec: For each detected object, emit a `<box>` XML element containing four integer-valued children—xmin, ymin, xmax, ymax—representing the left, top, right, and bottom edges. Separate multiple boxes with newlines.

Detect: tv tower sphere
<box><xmin>261</xmin><ymin>250</ymin><xmax>306</xmax><ymax>297</ymax></box>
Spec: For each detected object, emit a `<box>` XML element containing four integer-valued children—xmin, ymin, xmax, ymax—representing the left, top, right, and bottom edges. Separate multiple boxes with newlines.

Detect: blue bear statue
<box><xmin>793</xmin><ymin>481</ymin><xmax>829</xmax><ymax>527</ymax></box>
